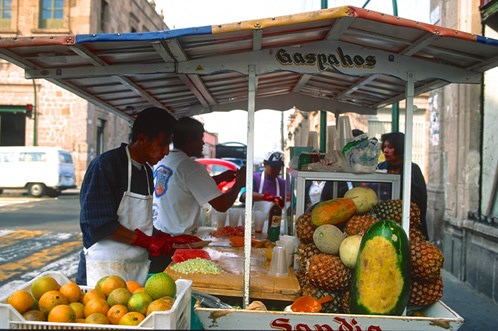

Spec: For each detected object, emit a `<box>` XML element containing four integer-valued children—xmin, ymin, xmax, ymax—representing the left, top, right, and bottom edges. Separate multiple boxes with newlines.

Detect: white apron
<box><xmin>253</xmin><ymin>172</ymin><xmax>280</xmax><ymax>216</ymax></box>
<box><xmin>85</xmin><ymin>147</ymin><xmax>152</xmax><ymax>286</ymax></box>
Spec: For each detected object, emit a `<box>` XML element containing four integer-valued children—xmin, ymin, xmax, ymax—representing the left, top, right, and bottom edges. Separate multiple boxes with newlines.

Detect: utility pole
<box><xmin>319</xmin><ymin>0</ymin><xmax>328</xmax><ymax>153</ymax></box>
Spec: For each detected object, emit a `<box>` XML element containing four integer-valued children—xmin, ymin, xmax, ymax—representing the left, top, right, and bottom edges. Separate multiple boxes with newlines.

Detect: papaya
<box><xmin>310</xmin><ymin>198</ymin><xmax>356</xmax><ymax>227</ymax></box>
<box><xmin>349</xmin><ymin>220</ymin><xmax>410</xmax><ymax>316</ymax></box>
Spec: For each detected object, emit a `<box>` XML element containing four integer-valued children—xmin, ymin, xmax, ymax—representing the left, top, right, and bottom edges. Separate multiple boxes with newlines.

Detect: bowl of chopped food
<box><xmin>229</xmin><ymin>236</ymin><xmax>244</xmax><ymax>247</ymax></box>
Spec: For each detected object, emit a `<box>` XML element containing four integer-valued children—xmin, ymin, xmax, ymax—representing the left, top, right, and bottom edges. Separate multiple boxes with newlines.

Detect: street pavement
<box><xmin>441</xmin><ymin>269</ymin><xmax>498</xmax><ymax>331</ymax></box>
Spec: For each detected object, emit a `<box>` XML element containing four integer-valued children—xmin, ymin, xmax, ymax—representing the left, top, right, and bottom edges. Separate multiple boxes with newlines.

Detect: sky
<box><xmin>155</xmin><ymin>0</ymin><xmax>431</xmax><ymax>161</ymax></box>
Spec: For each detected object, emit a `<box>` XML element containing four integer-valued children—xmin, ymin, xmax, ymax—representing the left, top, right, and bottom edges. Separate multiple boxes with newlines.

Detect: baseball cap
<box><xmin>264</xmin><ymin>151</ymin><xmax>284</xmax><ymax>167</ymax></box>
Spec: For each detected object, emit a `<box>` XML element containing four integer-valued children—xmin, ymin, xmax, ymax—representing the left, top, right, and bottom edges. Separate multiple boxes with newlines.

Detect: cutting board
<box><xmin>165</xmin><ymin>246</ymin><xmax>301</xmax><ymax>301</ymax></box>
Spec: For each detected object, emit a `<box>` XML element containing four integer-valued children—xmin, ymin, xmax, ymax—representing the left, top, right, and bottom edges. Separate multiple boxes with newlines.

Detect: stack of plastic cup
<box><xmin>228</xmin><ymin>208</ymin><xmax>240</xmax><ymax>227</ymax></box>
<box><xmin>276</xmin><ymin>235</ymin><xmax>298</xmax><ymax>267</ymax></box>
<box><xmin>212</xmin><ymin>211</ymin><xmax>227</xmax><ymax>229</ymax></box>
<box><xmin>253</xmin><ymin>210</ymin><xmax>266</xmax><ymax>234</ymax></box>
<box><xmin>337</xmin><ymin>115</ymin><xmax>353</xmax><ymax>150</ymax></box>
<box><xmin>268</xmin><ymin>246</ymin><xmax>288</xmax><ymax>277</ymax></box>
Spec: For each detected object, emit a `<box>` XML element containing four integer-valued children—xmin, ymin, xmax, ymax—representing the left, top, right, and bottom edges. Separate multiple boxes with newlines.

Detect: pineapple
<box><xmin>307</xmin><ymin>254</ymin><xmax>351</xmax><ymax>291</ymax></box>
<box><xmin>371</xmin><ymin>200</ymin><xmax>419</xmax><ymax>225</ymax></box>
<box><xmin>296</xmin><ymin>243</ymin><xmax>321</xmax><ymax>273</ymax></box>
<box><xmin>371</xmin><ymin>199</ymin><xmax>425</xmax><ymax>239</ymax></box>
<box><xmin>409</xmin><ymin>276</ymin><xmax>443</xmax><ymax>307</ymax></box>
<box><xmin>411</xmin><ymin>240</ymin><xmax>444</xmax><ymax>280</ymax></box>
<box><xmin>410</xmin><ymin>227</ymin><xmax>425</xmax><ymax>242</ymax></box>
<box><xmin>295</xmin><ymin>269</ymin><xmax>309</xmax><ymax>289</ymax></box>
<box><xmin>344</xmin><ymin>214</ymin><xmax>379</xmax><ymax>236</ymax></box>
<box><xmin>301</xmin><ymin>285</ymin><xmax>343</xmax><ymax>313</ymax></box>
<box><xmin>295</xmin><ymin>212</ymin><xmax>314</xmax><ymax>244</ymax></box>
<box><xmin>342</xmin><ymin>290</ymin><xmax>350</xmax><ymax>314</ymax></box>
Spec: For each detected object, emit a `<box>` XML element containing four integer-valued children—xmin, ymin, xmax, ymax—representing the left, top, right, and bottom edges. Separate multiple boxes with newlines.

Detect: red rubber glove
<box><xmin>172</xmin><ymin>234</ymin><xmax>202</xmax><ymax>244</ymax></box>
<box><xmin>131</xmin><ymin>229</ymin><xmax>172</xmax><ymax>256</ymax></box>
<box><xmin>263</xmin><ymin>193</ymin><xmax>284</xmax><ymax>208</ymax></box>
<box><xmin>262</xmin><ymin>193</ymin><xmax>275</xmax><ymax>202</ymax></box>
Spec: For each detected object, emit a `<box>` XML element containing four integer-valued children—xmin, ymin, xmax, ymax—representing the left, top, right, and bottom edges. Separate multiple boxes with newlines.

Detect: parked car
<box><xmin>196</xmin><ymin>158</ymin><xmax>238</xmax><ymax>193</ymax></box>
<box><xmin>221</xmin><ymin>157</ymin><xmax>246</xmax><ymax>168</ymax></box>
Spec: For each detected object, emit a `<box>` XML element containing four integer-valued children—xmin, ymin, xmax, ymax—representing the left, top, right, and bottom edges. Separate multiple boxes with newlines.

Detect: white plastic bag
<box><xmin>341</xmin><ymin>134</ymin><xmax>380</xmax><ymax>173</ymax></box>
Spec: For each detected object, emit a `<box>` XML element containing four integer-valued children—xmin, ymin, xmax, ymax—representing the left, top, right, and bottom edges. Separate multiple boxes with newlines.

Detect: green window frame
<box><xmin>39</xmin><ymin>0</ymin><xmax>64</xmax><ymax>29</ymax></box>
<box><xmin>0</xmin><ymin>0</ymin><xmax>12</xmax><ymax>29</ymax></box>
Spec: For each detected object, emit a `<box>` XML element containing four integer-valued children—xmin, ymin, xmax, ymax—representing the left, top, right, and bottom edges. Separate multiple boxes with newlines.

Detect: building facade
<box><xmin>0</xmin><ymin>0</ymin><xmax>168</xmax><ymax>185</ymax></box>
<box><xmin>429</xmin><ymin>0</ymin><xmax>498</xmax><ymax>303</ymax></box>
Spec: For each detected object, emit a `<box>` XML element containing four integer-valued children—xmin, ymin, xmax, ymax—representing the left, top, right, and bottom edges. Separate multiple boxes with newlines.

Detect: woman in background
<box><xmin>377</xmin><ymin>132</ymin><xmax>429</xmax><ymax>240</ymax></box>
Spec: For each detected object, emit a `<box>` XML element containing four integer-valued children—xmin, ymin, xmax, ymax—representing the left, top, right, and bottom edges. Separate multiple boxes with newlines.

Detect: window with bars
<box><xmin>39</xmin><ymin>0</ymin><xmax>64</xmax><ymax>29</ymax></box>
<box><xmin>0</xmin><ymin>0</ymin><xmax>12</xmax><ymax>29</ymax></box>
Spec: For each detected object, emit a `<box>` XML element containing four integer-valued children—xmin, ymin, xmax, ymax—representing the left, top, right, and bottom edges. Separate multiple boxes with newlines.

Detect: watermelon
<box><xmin>172</xmin><ymin>249</ymin><xmax>211</xmax><ymax>263</ymax></box>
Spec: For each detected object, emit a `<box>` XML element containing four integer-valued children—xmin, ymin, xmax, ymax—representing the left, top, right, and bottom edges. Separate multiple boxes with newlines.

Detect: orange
<box><xmin>146</xmin><ymin>298</ymin><xmax>174</xmax><ymax>316</ymax></box>
<box><xmin>127</xmin><ymin>292</ymin><xmax>152</xmax><ymax>315</ymax></box>
<box><xmin>84</xmin><ymin>297</ymin><xmax>109</xmax><ymax>317</ymax></box>
<box><xmin>100</xmin><ymin>275</ymin><xmax>126</xmax><ymax>297</ymax></box>
<box><xmin>31</xmin><ymin>276</ymin><xmax>60</xmax><ymax>300</ymax></box>
<box><xmin>8</xmin><ymin>289</ymin><xmax>35</xmax><ymax>314</ymax></box>
<box><xmin>75</xmin><ymin>318</ymin><xmax>86</xmax><ymax>323</ymax></box>
<box><xmin>38</xmin><ymin>290</ymin><xmax>68</xmax><ymax>315</ymax></box>
<box><xmin>22</xmin><ymin>310</ymin><xmax>46</xmax><ymax>321</ymax></box>
<box><xmin>47</xmin><ymin>304</ymin><xmax>76</xmax><ymax>323</ymax></box>
<box><xmin>144</xmin><ymin>272</ymin><xmax>176</xmax><ymax>300</ymax></box>
<box><xmin>133</xmin><ymin>287</ymin><xmax>145</xmax><ymax>293</ymax></box>
<box><xmin>82</xmin><ymin>289</ymin><xmax>106</xmax><ymax>306</ymax></box>
<box><xmin>126</xmin><ymin>280</ymin><xmax>142</xmax><ymax>293</ymax></box>
<box><xmin>59</xmin><ymin>282</ymin><xmax>82</xmax><ymax>303</ymax></box>
<box><xmin>107</xmin><ymin>287</ymin><xmax>132</xmax><ymax>306</ymax></box>
<box><xmin>85</xmin><ymin>312</ymin><xmax>109</xmax><ymax>324</ymax></box>
<box><xmin>118</xmin><ymin>311</ymin><xmax>145</xmax><ymax>326</ymax></box>
<box><xmin>69</xmin><ymin>302</ymin><xmax>85</xmax><ymax>319</ymax></box>
<box><xmin>107</xmin><ymin>304</ymin><xmax>128</xmax><ymax>325</ymax></box>
<box><xmin>95</xmin><ymin>276</ymin><xmax>109</xmax><ymax>292</ymax></box>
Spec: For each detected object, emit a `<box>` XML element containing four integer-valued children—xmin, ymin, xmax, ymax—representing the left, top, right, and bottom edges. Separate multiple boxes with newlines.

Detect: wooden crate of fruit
<box><xmin>0</xmin><ymin>271</ymin><xmax>192</xmax><ymax>329</ymax></box>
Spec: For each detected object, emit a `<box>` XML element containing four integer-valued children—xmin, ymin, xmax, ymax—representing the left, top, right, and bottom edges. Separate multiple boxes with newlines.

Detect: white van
<box><xmin>0</xmin><ymin>146</ymin><xmax>76</xmax><ymax>197</ymax></box>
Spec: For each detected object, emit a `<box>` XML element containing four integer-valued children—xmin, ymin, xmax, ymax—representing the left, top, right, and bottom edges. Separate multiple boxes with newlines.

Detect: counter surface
<box><xmin>165</xmin><ymin>227</ymin><xmax>301</xmax><ymax>301</ymax></box>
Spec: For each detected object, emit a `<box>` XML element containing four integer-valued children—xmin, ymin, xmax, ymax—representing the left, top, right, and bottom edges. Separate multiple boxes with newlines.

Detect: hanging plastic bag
<box><xmin>341</xmin><ymin>134</ymin><xmax>380</xmax><ymax>173</ymax></box>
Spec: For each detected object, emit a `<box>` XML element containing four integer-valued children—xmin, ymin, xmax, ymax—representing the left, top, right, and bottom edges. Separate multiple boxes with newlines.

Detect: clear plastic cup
<box><xmin>268</xmin><ymin>246</ymin><xmax>288</xmax><ymax>277</ymax></box>
<box><xmin>212</xmin><ymin>211</ymin><xmax>227</xmax><ymax>229</ymax></box>
<box><xmin>228</xmin><ymin>208</ymin><xmax>240</xmax><ymax>227</ymax></box>
<box><xmin>253</xmin><ymin>210</ymin><xmax>266</xmax><ymax>234</ymax></box>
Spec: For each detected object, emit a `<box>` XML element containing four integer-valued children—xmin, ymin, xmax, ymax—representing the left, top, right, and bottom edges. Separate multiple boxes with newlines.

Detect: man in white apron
<box><xmin>76</xmin><ymin>107</ymin><xmax>177</xmax><ymax>286</ymax></box>
<box><xmin>239</xmin><ymin>151</ymin><xmax>286</xmax><ymax>216</ymax></box>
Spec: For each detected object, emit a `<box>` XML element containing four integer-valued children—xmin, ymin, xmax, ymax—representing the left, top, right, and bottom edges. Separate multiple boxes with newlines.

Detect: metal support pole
<box><xmin>32</xmin><ymin>79</ymin><xmax>37</xmax><ymax>146</ymax></box>
<box><xmin>242</xmin><ymin>65</ymin><xmax>256</xmax><ymax>308</ymax></box>
<box><xmin>320</xmin><ymin>0</ymin><xmax>328</xmax><ymax>153</ymax></box>
<box><xmin>391</xmin><ymin>0</ymin><xmax>399</xmax><ymax>133</ymax></box>
<box><xmin>402</xmin><ymin>72</ymin><xmax>415</xmax><ymax>235</ymax></box>
<box><xmin>392</xmin><ymin>103</ymin><xmax>400</xmax><ymax>132</ymax></box>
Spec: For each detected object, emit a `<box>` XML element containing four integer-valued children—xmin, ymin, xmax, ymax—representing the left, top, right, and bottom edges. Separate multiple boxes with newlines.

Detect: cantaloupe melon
<box><xmin>312</xmin><ymin>224</ymin><xmax>345</xmax><ymax>255</ymax></box>
<box><xmin>344</xmin><ymin>187</ymin><xmax>378</xmax><ymax>214</ymax></box>
<box><xmin>339</xmin><ymin>235</ymin><xmax>362</xmax><ymax>269</ymax></box>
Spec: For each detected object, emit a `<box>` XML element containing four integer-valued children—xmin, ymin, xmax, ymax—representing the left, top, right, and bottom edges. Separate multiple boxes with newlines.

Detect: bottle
<box><xmin>267</xmin><ymin>198</ymin><xmax>282</xmax><ymax>242</ymax></box>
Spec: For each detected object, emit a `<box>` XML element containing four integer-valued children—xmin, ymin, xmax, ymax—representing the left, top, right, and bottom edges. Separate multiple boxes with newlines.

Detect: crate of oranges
<box><xmin>0</xmin><ymin>271</ymin><xmax>192</xmax><ymax>329</ymax></box>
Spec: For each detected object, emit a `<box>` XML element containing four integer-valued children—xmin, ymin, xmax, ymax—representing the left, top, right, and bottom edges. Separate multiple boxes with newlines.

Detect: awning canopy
<box><xmin>1</xmin><ymin>6</ymin><xmax>498</xmax><ymax>120</ymax></box>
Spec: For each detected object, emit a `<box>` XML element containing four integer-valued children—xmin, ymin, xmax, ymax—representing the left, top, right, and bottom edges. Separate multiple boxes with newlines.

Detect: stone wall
<box><xmin>430</xmin><ymin>0</ymin><xmax>498</xmax><ymax>303</ymax></box>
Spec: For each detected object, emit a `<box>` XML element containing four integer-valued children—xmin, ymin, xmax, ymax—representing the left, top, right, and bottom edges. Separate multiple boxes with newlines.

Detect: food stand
<box><xmin>2</xmin><ymin>5</ymin><xmax>498</xmax><ymax>330</ymax></box>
